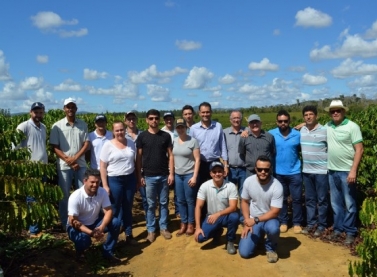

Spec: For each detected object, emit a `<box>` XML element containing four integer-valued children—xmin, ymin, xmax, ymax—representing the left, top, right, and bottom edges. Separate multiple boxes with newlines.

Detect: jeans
<box><xmin>108</xmin><ymin>174</ymin><xmax>136</xmax><ymax>236</ymax></box>
<box><xmin>58</xmin><ymin>167</ymin><xmax>86</xmax><ymax>225</ymax></box>
<box><xmin>139</xmin><ymin>186</ymin><xmax>148</xmax><ymax>221</ymax></box>
<box><xmin>239</xmin><ymin>218</ymin><xmax>280</xmax><ymax>258</ymax></box>
<box><xmin>145</xmin><ymin>175</ymin><xmax>169</xmax><ymax>232</ymax></box>
<box><xmin>27</xmin><ymin>196</ymin><xmax>39</xmax><ymax>234</ymax></box>
<box><xmin>175</xmin><ymin>173</ymin><xmax>197</xmax><ymax>224</ymax></box>
<box><xmin>227</xmin><ymin>167</ymin><xmax>247</xmax><ymax>223</ymax></box>
<box><xmin>276</xmin><ymin>173</ymin><xmax>303</xmax><ymax>226</ymax></box>
<box><xmin>303</xmin><ymin>173</ymin><xmax>329</xmax><ymax>230</ymax></box>
<box><xmin>197</xmin><ymin>212</ymin><xmax>239</xmax><ymax>243</ymax></box>
<box><xmin>328</xmin><ymin>170</ymin><xmax>357</xmax><ymax>236</ymax></box>
<box><xmin>67</xmin><ymin>215</ymin><xmax>120</xmax><ymax>257</ymax></box>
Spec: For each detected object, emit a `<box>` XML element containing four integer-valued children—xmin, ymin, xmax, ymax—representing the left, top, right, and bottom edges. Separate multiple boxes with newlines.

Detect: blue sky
<box><xmin>1</xmin><ymin>1</ymin><xmax>377</xmax><ymax>113</ymax></box>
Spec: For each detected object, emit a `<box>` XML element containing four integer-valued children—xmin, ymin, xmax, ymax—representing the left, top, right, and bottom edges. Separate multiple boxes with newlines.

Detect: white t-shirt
<box><xmin>100</xmin><ymin>139</ymin><xmax>135</xmax><ymax>176</ymax></box>
<box><xmin>68</xmin><ymin>186</ymin><xmax>111</xmax><ymax>226</ymax></box>
<box><xmin>88</xmin><ymin>130</ymin><xmax>113</xmax><ymax>169</ymax></box>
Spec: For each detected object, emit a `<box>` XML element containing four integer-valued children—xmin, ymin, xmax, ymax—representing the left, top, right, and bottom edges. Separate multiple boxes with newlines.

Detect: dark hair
<box><xmin>276</xmin><ymin>109</ymin><xmax>290</xmax><ymax>120</ymax></box>
<box><xmin>84</xmin><ymin>168</ymin><xmax>101</xmax><ymax>180</ymax></box>
<box><xmin>182</xmin><ymin>105</ymin><xmax>194</xmax><ymax>114</ymax></box>
<box><xmin>302</xmin><ymin>105</ymin><xmax>318</xmax><ymax>116</ymax></box>
<box><xmin>199</xmin><ymin>102</ymin><xmax>211</xmax><ymax>111</ymax></box>
<box><xmin>255</xmin><ymin>155</ymin><xmax>272</xmax><ymax>165</ymax></box>
<box><xmin>146</xmin><ymin>109</ymin><xmax>160</xmax><ymax>117</ymax></box>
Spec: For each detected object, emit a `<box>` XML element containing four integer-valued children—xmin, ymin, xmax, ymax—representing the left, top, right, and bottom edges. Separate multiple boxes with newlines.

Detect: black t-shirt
<box><xmin>136</xmin><ymin>130</ymin><xmax>172</xmax><ymax>176</ymax></box>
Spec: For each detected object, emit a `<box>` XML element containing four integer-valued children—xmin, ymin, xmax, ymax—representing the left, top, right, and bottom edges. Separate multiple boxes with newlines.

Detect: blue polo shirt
<box><xmin>269</xmin><ymin>127</ymin><xmax>301</xmax><ymax>175</ymax></box>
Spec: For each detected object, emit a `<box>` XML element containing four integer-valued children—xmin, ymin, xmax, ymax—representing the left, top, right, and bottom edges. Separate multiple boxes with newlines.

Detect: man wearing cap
<box><xmin>16</xmin><ymin>102</ymin><xmax>48</xmax><ymax>237</ymax></box>
<box><xmin>238</xmin><ymin>114</ymin><xmax>275</xmax><ymax>177</ymax></box>
<box><xmin>87</xmin><ymin>114</ymin><xmax>113</xmax><ymax>170</ymax></box>
<box><xmin>50</xmin><ymin>97</ymin><xmax>90</xmax><ymax>228</ymax></box>
<box><xmin>194</xmin><ymin>161</ymin><xmax>239</xmax><ymax>255</ymax></box>
<box><xmin>325</xmin><ymin>100</ymin><xmax>363</xmax><ymax>244</ymax></box>
<box><xmin>162</xmin><ymin>111</ymin><xmax>176</xmax><ymax>142</ymax></box>
<box><xmin>189</xmin><ymin>102</ymin><xmax>228</xmax><ymax>185</ymax></box>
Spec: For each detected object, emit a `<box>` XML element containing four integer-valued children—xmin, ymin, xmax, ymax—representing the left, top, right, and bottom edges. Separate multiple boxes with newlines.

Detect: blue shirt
<box><xmin>269</xmin><ymin>127</ymin><xmax>301</xmax><ymax>175</ymax></box>
<box><xmin>189</xmin><ymin>121</ymin><xmax>228</xmax><ymax>162</ymax></box>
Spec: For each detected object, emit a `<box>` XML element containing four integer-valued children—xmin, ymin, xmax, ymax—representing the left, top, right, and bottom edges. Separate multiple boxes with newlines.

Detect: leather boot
<box><xmin>186</xmin><ymin>223</ymin><xmax>195</xmax><ymax>236</ymax></box>
<box><xmin>176</xmin><ymin>223</ymin><xmax>187</xmax><ymax>237</ymax></box>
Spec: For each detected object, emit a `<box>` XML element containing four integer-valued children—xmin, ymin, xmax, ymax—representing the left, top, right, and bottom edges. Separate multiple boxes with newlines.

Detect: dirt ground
<box><xmin>16</xmin><ymin>192</ymin><xmax>359</xmax><ymax>277</ymax></box>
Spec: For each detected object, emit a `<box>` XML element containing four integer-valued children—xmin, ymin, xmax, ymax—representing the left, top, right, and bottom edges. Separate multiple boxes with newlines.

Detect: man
<box><xmin>161</xmin><ymin>111</ymin><xmax>176</xmax><ymax>142</ymax></box>
<box><xmin>238</xmin><ymin>156</ymin><xmax>283</xmax><ymax>263</ymax></box>
<box><xmin>87</xmin><ymin>114</ymin><xmax>113</xmax><ymax>170</ymax></box>
<box><xmin>189</xmin><ymin>102</ymin><xmax>228</xmax><ymax>185</ymax></box>
<box><xmin>50</xmin><ymin>98</ymin><xmax>89</xmax><ymax>228</ymax></box>
<box><xmin>16</xmin><ymin>102</ymin><xmax>48</xmax><ymax>237</ymax></box>
<box><xmin>194</xmin><ymin>161</ymin><xmax>239</xmax><ymax>255</ymax></box>
<box><xmin>136</xmin><ymin>109</ymin><xmax>174</xmax><ymax>242</ymax></box>
<box><xmin>182</xmin><ymin>105</ymin><xmax>196</xmax><ymax>132</ymax></box>
<box><xmin>239</xmin><ymin>114</ymin><xmax>275</xmax><ymax>177</ymax></box>
<box><xmin>67</xmin><ymin>168</ymin><xmax>121</xmax><ymax>263</ymax></box>
<box><xmin>300</xmin><ymin>106</ymin><xmax>329</xmax><ymax>237</ymax></box>
<box><xmin>325</xmin><ymin>100</ymin><xmax>363</xmax><ymax>244</ymax></box>
<box><xmin>269</xmin><ymin>110</ymin><xmax>302</xmax><ymax>234</ymax></box>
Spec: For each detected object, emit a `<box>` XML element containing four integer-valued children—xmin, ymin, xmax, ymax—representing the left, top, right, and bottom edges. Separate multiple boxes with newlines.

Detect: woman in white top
<box><xmin>100</xmin><ymin>121</ymin><xmax>137</xmax><ymax>245</ymax></box>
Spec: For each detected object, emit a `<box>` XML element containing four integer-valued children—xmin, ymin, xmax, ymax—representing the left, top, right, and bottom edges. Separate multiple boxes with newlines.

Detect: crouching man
<box><xmin>239</xmin><ymin>156</ymin><xmax>283</xmax><ymax>263</ymax></box>
<box><xmin>67</xmin><ymin>168</ymin><xmax>121</xmax><ymax>263</ymax></box>
<box><xmin>194</xmin><ymin>161</ymin><xmax>239</xmax><ymax>255</ymax></box>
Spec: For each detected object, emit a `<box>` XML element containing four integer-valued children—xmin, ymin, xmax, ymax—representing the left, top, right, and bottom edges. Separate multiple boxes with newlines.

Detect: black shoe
<box><xmin>301</xmin><ymin>226</ymin><xmax>314</xmax><ymax>235</ymax></box>
<box><xmin>226</xmin><ymin>241</ymin><xmax>236</xmax><ymax>255</ymax></box>
<box><xmin>125</xmin><ymin>235</ymin><xmax>138</xmax><ymax>245</ymax></box>
<box><xmin>104</xmin><ymin>254</ymin><xmax>121</xmax><ymax>264</ymax></box>
<box><xmin>344</xmin><ymin>235</ymin><xmax>355</xmax><ymax>245</ymax></box>
<box><xmin>326</xmin><ymin>232</ymin><xmax>341</xmax><ymax>241</ymax></box>
<box><xmin>313</xmin><ymin>228</ymin><xmax>325</xmax><ymax>237</ymax></box>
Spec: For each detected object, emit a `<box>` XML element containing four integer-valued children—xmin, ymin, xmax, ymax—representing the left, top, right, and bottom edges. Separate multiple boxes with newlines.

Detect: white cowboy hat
<box><xmin>324</xmin><ymin>100</ymin><xmax>349</xmax><ymax>112</ymax></box>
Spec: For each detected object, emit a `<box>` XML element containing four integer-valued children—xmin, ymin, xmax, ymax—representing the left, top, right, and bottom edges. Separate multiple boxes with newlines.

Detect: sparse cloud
<box><xmin>20</xmin><ymin>77</ymin><xmax>44</xmax><ymax>90</ymax></box>
<box><xmin>365</xmin><ymin>20</ymin><xmax>377</xmax><ymax>39</ymax></box>
<box><xmin>302</xmin><ymin>73</ymin><xmax>327</xmax><ymax>85</ymax></box>
<box><xmin>0</xmin><ymin>82</ymin><xmax>26</xmax><ymax>100</ymax></box>
<box><xmin>128</xmin><ymin>64</ymin><xmax>187</xmax><ymax>84</ymax></box>
<box><xmin>165</xmin><ymin>0</ymin><xmax>176</xmax><ymax>7</ymax></box>
<box><xmin>183</xmin><ymin>67</ymin><xmax>214</xmax><ymax>89</ymax></box>
<box><xmin>211</xmin><ymin>91</ymin><xmax>222</xmax><ymax>97</ymax></box>
<box><xmin>59</xmin><ymin>28</ymin><xmax>88</xmax><ymax>38</ymax></box>
<box><xmin>331</xmin><ymin>58</ymin><xmax>377</xmax><ymax>78</ymax></box>
<box><xmin>273</xmin><ymin>29</ymin><xmax>280</xmax><ymax>36</ymax></box>
<box><xmin>248</xmin><ymin>58</ymin><xmax>279</xmax><ymax>71</ymax></box>
<box><xmin>295</xmin><ymin>7</ymin><xmax>332</xmax><ymax>28</ymax></box>
<box><xmin>83</xmin><ymin>68</ymin><xmax>108</xmax><ymax>80</ymax></box>
<box><xmin>147</xmin><ymin>84</ymin><xmax>171</xmax><ymax>101</ymax></box>
<box><xmin>219</xmin><ymin>74</ymin><xmax>236</xmax><ymax>84</ymax></box>
<box><xmin>88</xmin><ymin>82</ymin><xmax>139</xmax><ymax>98</ymax></box>
<box><xmin>36</xmin><ymin>55</ymin><xmax>49</xmax><ymax>64</ymax></box>
<box><xmin>54</xmin><ymin>79</ymin><xmax>83</xmax><ymax>91</ymax></box>
<box><xmin>0</xmin><ymin>50</ymin><xmax>11</xmax><ymax>81</ymax></box>
<box><xmin>175</xmin><ymin>40</ymin><xmax>202</xmax><ymax>51</ymax></box>
<box><xmin>288</xmin><ymin>66</ymin><xmax>306</xmax><ymax>72</ymax></box>
<box><xmin>349</xmin><ymin>75</ymin><xmax>377</xmax><ymax>87</ymax></box>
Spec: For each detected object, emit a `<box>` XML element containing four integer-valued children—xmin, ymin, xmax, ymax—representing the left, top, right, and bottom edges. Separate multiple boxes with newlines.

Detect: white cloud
<box><xmin>54</xmin><ymin>79</ymin><xmax>83</xmax><ymax>91</ymax></box>
<box><xmin>128</xmin><ymin>64</ymin><xmax>187</xmax><ymax>84</ymax></box>
<box><xmin>59</xmin><ymin>28</ymin><xmax>88</xmax><ymax>38</ymax></box>
<box><xmin>20</xmin><ymin>77</ymin><xmax>44</xmax><ymax>90</ymax></box>
<box><xmin>295</xmin><ymin>7</ymin><xmax>332</xmax><ymax>28</ymax></box>
<box><xmin>0</xmin><ymin>50</ymin><xmax>11</xmax><ymax>81</ymax></box>
<box><xmin>165</xmin><ymin>1</ymin><xmax>176</xmax><ymax>7</ymax></box>
<box><xmin>31</xmin><ymin>11</ymin><xmax>78</xmax><ymax>29</ymax></box>
<box><xmin>211</xmin><ymin>91</ymin><xmax>222</xmax><ymax>97</ymax></box>
<box><xmin>175</xmin><ymin>40</ymin><xmax>202</xmax><ymax>51</ymax></box>
<box><xmin>36</xmin><ymin>55</ymin><xmax>49</xmax><ymax>64</ymax></box>
<box><xmin>331</xmin><ymin>59</ymin><xmax>377</xmax><ymax>78</ymax></box>
<box><xmin>273</xmin><ymin>29</ymin><xmax>280</xmax><ymax>36</ymax></box>
<box><xmin>210</xmin><ymin>102</ymin><xmax>220</xmax><ymax>108</ymax></box>
<box><xmin>349</xmin><ymin>75</ymin><xmax>377</xmax><ymax>87</ymax></box>
<box><xmin>248</xmin><ymin>58</ymin><xmax>279</xmax><ymax>71</ymax></box>
<box><xmin>302</xmin><ymin>73</ymin><xmax>327</xmax><ymax>85</ymax></box>
<box><xmin>219</xmin><ymin>74</ymin><xmax>236</xmax><ymax>84</ymax></box>
<box><xmin>147</xmin><ymin>84</ymin><xmax>171</xmax><ymax>102</ymax></box>
<box><xmin>83</xmin><ymin>68</ymin><xmax>108</xmax><ymax>80</ymax></box>
<box><xmin>89</xmin><ymin>82</ymin><xmax>139</xmax><ymax>98</ymax></box>
<box><xmin>365</xmin><ymin>20</ymin><xmax>377</xmax><ymax>39</ymax></box>
<box><xmin>0</xmin><ymin>82</ymin><xmax>26</xmax><ymax>100</ymax></box>
<box><xmin>183</xmin><ymin>67</ymin><xmax>214</xmax><ymax>89</ymax></box>
<box><xmin>288</xmin><ymin>66</ymin><xmax>306</xmax><ymax>72</ymax></box>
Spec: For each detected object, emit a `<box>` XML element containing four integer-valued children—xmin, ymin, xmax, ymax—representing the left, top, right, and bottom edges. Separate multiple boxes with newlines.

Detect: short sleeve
<box><xmin>50</xmin><ymin>124</ymin><xmax>60</xmax><ymax>145</ymax></box>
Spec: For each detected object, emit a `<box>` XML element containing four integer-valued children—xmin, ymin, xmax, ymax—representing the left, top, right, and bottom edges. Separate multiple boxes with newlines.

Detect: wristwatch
<box><xmin>254</xmin><ymin>217</ymin><xmax>260</xmax><ymax>224</ymax></box>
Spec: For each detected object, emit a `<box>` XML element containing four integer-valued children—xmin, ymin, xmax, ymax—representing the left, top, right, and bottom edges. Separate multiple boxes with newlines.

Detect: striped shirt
<box><xmin>300</xmin><ymin>124</ymin><xmax>328</xmax><ymax>174</ymax></box>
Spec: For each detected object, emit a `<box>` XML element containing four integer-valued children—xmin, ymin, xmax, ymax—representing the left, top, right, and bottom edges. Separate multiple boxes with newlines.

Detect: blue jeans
<box><xmin>275</xmin><ymin>173</ymin><xmax>303</xmax><ymax>226</ymax></box>
<box><xmin>239</xmin><ymin>218</ymin><xmax>280</xmax><ymax>258</ymax></box>
<box><xmin>139</xmin><ymin>186</ymin><xmax>148</xmax><ymax>221</ymax></box>
<box><xmin>108</xmin><ymin>174</ymin><xmax>136</xmax><ymax>236</ymax></box>
<box><xmin>58</xmin><ymin>167</ymin><xmax>86</xmax><ymax>226</ymax></box>
<box><xmin>67</xmin><ymin>215</ymin><xmax>120</xmax><ymax>257</ymax></box>
<box><xmin>228</xmin><ymin>167</ymin><xmax>247</xmax><ymax>223</ymax></box>
<box><xmin>197</xmin><ymin>212</ymin><xmax>239</xmax><ymax>243</ymax></box>
<box><xmin>145</xmin><ymin>175</ymin><xmax>169</xmax><ymax>232</ymax></box>
<box><xmin>303</xmin><ymin>173</ymin><xmax>329</xmax><ymax>230</ymax></box>
<box><xmin>175</xmin><ymin>173</ymin><xmax>196</xmax><ymax>224</ymax></box>
<box><xmin>328</xmin><ymin>170</ymin><xmax>357</xmax><ymax>236</ymax></box>
<box><xmin>27</xmin><ymin>196</ymin><xmax>39</xmax><ymax>234</ymax></box>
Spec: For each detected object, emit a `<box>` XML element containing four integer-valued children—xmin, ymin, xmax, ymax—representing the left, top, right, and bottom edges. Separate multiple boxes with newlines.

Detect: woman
<box><xmin>100</xmin><ymin>121</ymin><xmax>137</xmax><ymax>245</ymax></box>
<box><xmin>173</xmin><ymin>118</ymin><xmax>200</xmax><ymax>236</ymax></box>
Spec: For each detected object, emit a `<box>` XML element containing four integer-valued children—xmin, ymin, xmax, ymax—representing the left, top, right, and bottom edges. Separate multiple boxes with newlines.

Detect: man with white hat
<box><xmin>324</xmin><ymin>100</ymin><xmax>363</xmax><ymax>245</ymax></box>
<box><xmin>50</xmin><ymin>97</ymin><xmax>89</xmax><ymax>229</ymax></box>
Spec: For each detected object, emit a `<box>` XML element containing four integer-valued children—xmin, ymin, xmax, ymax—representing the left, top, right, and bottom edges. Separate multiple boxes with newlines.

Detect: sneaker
<box><xmin>293</xmin><ymin>226</ymin><xmax>302</xmax><ymax>234</ymax></box>
<box><xmin>326</xmin><ymin>231</ymin><xmax>341</xmax><ymax>241</ymax></box>
<box><xmin>146</xmin><ymin>232</ymin><xmax>156</xmax><ymax>243</ymax></box>
<box><xmin>313</xmin><ymin>228</ymin><xmax>324</xmax><ymax>237</ymax></box>
<box><xmin>104</xmin><ymin>254</ymin><xmax>121</xmax><ymax>264</ymax></box>
<box><xmin>160</xmin><ymin>229</ymin><xmax>172</xmax><ymax>240</ymax></box>
<box><xmin>266</xmin><ymin>251</ymin><xmax>278</xmax><ymax>263</ymax></box>
<box><xmin>126</xmin><ymin>235</ymin><xmax>138</xmax><ymax>245</ymax></box>
<box><xmin>280</xmin><ymin>224</ymin><xmax>288</xmax><ymax>233</ymax></box>
<box><xmin>344</xmin><ymin>235</ymin><xmax>355</xmax><ymax>245</ymax></box>
<box><xmin>301</xmin><ymin>226</ymin><xmax>313</xmax><ymax>235</ymax></box>
<box><xmin>226</xmin><ymin>241</ymin><xmax>236</xmax><ymax>255</ymax></box>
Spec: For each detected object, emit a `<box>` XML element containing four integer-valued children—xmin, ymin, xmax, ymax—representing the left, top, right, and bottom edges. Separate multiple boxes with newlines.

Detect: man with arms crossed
<box><xmin>239</xmin><ymin>156</ymin><xmax>283</xmax><ymax>263</ymax></box>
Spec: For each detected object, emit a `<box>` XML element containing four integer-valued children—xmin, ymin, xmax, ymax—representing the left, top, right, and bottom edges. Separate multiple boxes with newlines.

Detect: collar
<box><xmin>63</xmin><ymin>117</ymin><xmax>77</xmax><ymax>126</ymax></box>
<box><xmin>228</xmin><ymin>126</ymin><xmax>245</xmax><ymax>134</ymax></box>
<box><xmin>210</xmin><ymin>180</ymin><xmax>227</xmax><ymax>190</ymax></box>
<box><xmin>302</xmin><ymin>123</ymin><xmax>323</xmax><ymax>132</ymax></box>
<box><xmin>82</xmin><ymin>186</ymin><xmax>97</xmax><ymax>199</ymax></box>
<box><xmin>28</xmin><ymin>118</ymin><xmax>41</xmax><ymax>129</ymax></box>
<box><xmin>249</xmin><ymin>129</ymin><xmax>266</xmax><ymax>138</ymax></box>
<box><xmin>329</xmin><ymin>118</ymin><xmax>349</xmax><ymax>128</ymax></box>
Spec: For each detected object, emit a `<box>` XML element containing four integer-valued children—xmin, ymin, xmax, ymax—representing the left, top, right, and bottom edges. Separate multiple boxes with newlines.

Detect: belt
<box><xmin>229</xmin><ymin>165</ymin><xmax>246</xmax><ymax>169</ymax></box>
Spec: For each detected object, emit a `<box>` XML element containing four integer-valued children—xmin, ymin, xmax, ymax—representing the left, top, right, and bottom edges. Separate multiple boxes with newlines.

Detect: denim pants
<box><xmin>67</xmin><ymin>215</ymin><xmax>120</xmax><ymax>257</ymax></box>
<box><xmin>239</xmin><ymin>218</ymin><xmax>280</xmax><ymax>258</ymax></box>
<box><xmin>175</xmin><ymin>173</ymin><xmax>196</xmax><ymax>224</ymax></box>
<box><xmin>328</xmin><ymin>170</ymin><xmax>357</xmax><ymax>236</ymax></box>
<box><xmin>275</xmin><ymin>173</ymin><xmax>303</xmax><ymax>226</ymax></box>
<box><xmin>58</xmin><ymin>167</ymin><xmax>86</xmax><ymax>225</ymax></box>
<box><xmin>27</xmin><ymin>196</ymin><xmax>40</xmax><ymax>234</ymax></box>
<box><xmin>145</xmin><ymin>175</ymin><xmax>169</xmax><ymax>232</ymax></box>
<box><xmin>108</xmin><ymin>174</ymin><xmax>136</xmax><ymax>236</ymax></box>
<box><xmin>197</xmin><ymin>212</ymin><xmax>239</xmax><ymax>243</ymax></box>
<box><xmin>303</xmin><ymin>173</ymin><xmax>329</xmax><ymax>230</ymax></box>
<box><xmin>139</xmin><ymin>186</ymin><xmax>148</xmax><ymax>221</ymax></box>
<box><xmin>227</xmin><ymin>167</ymin><xmax>247</xmax><ymax>223</ymax></box>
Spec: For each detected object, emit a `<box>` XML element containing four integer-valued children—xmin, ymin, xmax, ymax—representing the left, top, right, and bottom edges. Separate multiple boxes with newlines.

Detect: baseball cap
<box><xmin>31</xmin><ymin>102</ymin><xmax>45</xmax><ymax>110</ymax></box>
<box><xmin>63</xmin><ymin>97</ymin><xmax>76</xmax><ymax>106</ymax></box>
<box><xmin>163</xmin><ymin>112</ymin><xmax>175</xmax><ymax>119</ymax></box>
<box><xmin>125</xmin><ymin>110</ymin><xmax>137</xmax><ymax>117</ymax></box>
<box><xmin>175</xmin><ymin>118</ymin><xmax>186</xmax><ymax>127</ymax></box>
<box><xmin>95</xmin><ymin>114</ymin><xmax>107</xmax><ymax>122</ymax></box>
<box><xmin>247</xmin><ymin>114</ymin><xmax>261</xmax><ymax>122</ymax></box>
<box><xmin>209</xmin><ymin>161</ymin><xmax>224</xmax><ymax>171</ymax></box>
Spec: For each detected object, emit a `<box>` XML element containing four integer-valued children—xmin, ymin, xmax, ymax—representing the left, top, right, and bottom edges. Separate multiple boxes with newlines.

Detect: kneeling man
<box><xmin>67</xmin><ymin>168</ymin><xmax>121</xmax><ymax>263</ymax></box>
<box><xmin>239</xmin><ymin>156</ymin><xmax>283</xmax><ymax>263</ymax></box>
<box><xmin>194</xmin><ymin>161</ymin><xmax>239</xmax><ymax>255</ymax></box>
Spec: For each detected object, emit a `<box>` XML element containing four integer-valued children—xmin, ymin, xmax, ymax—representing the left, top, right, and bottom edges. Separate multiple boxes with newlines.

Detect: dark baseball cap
<box><xmin>209</xmin><ymin>161</ymin><xmax>224</xmax><ymax>171</ymax></box>
<box><xmin>95</xmin><ymin>114</ymin><xmax>107</xmax><ymax>122</ymax></box>
<box><xmin>163</xmin><ymin>111</ymin><xmax>175</xmax><ymax>119</ymax></box>
<box><xmin>31</xmin><ymin>102</ymin><xmax>45</xmax><ymax>110</ymax></box>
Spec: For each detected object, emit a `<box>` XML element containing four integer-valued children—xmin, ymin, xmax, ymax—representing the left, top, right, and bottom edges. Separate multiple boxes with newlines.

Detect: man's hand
<box><xmin>188</xmin><ymin>176</ymin><xmax>197</xmax><ymax>187</ymax></box>
<box><xmin>240</xmin><ymin>129</ymin><xmax>249</xmax><ymax>138</ymax></box>
<box><xmin>65</xmin><ymin>156</ymin><xmax>77</xmax><ymax>165</ymax></box>
<box><xmin>207</xmin><ymin>213</ymin><xmax>220</xmax><ymax>225</ymax></box>
<box><xmin>347</xmin><ymin>169</ymin><xmax>357</xmax><ymax>184</ymax></box>
<box><xmin>103</xmin><ymin>186</ymin><xmax>111</xmax><ymax>195</ymax></box>
<box><xmin>241</xmin><ymin>226</ymin><xmax>252</xmax><ymax>239</ymax></box>
<box><xmin>71</xmin><ymin>163</ymin><xmax>79</xmax><ymax>171</ymax></box>
<box><xmin>224</xmin><ymin>167</ymin><xmax>229</xmax><ymax>177</ymax></box>
<box><xmin>71</xmin><ymin>219</ymin><xmax>82</xmax><ymax>230</ymax></box>
<box><xmin>244</xmin><ymin>217</ymin><xmax>255</xmax><ymax>227</ymax></box>
<box><xmin>168</xmin><ymin>174</ymin><xmax>174</xmax><ymax>186</ymax></box>
<box><xmin>194</xmin><ymin>227</ymin><xmax>205</xmax><ymax>242</ymax></box>
<box><xmin>137</xmin><ymin>177</ymin><xmax>146</xmax><ymax>189</ymax></box>
<box><xmin>92</xmin><ymin>227</ymin><xmax>105</xmax><ymax>241</ymax></box>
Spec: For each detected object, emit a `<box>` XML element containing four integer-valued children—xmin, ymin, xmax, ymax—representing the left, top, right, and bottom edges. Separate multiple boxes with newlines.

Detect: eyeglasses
<box><xmin>330</xmin><ymin>109</ymin><xmax>342</xmax><ymax>114</ymax></box>
<box><xmin>256</xmin><ymin>167</ymin><xmax>270</xmax><ymax>173</ymax></box>
<box><xmin>148</xmin><ymin>117</ymin><xmax>160</xmax><ymax>121</ymax></box>
<box><xmin>231</xmin><ymin>117</ymin><xmax>241</xmax><ymax>121</ymax></box>
<box><xmin>277</xmin><ymin>120</ymin><xmax>289</xmax><ymax>124</ymax></box>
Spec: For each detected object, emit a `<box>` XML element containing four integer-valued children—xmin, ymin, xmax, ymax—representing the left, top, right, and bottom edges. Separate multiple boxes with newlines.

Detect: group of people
<box><xmin>16</xmin><ymin>98</ymin><xmax>363</xmax><ymax>264</ymax></box>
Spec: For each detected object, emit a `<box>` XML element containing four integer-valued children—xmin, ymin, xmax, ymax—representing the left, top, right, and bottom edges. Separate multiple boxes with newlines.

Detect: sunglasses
<box><xmin>277</xmin><ymin>120</ymin><xmax>289</xmax><ymax>124</ymax></box>
<box><xmin>148</xmin><ymin>117</ymin><xmax>160</xmax><ymax>121</ymax></box>
<box><xmin>126</xmin><ymin>118</ymin><xmax>137</xmax><ymax>121</ymax></box>
<box><xmin>330</xmin><ymin>109</ymin><xmax>342</xmax><ymax>114</ymax></box>
<box><xmin>256</xmin><ymin>167</ymin><xmax>270</xmax><ymax>173</ymax></box>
